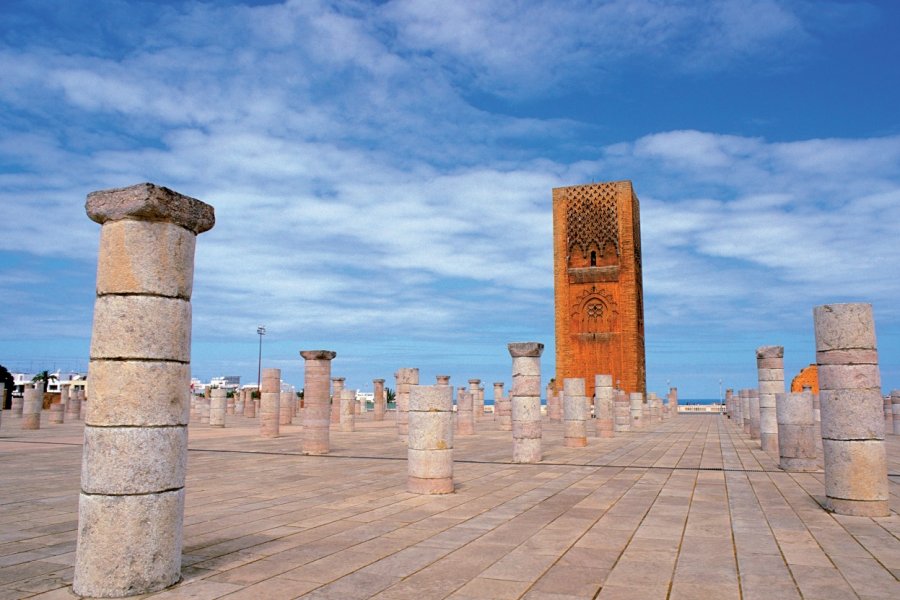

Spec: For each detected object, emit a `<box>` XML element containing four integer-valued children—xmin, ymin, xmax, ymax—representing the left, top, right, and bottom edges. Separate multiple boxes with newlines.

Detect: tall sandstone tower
<box><xmin>553</xmin><ymin>181</ymin><xmax>646</xmax><ymax>400</ymax></box>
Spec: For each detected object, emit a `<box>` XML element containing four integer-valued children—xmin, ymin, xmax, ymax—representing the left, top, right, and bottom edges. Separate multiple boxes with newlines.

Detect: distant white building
<box><xmin>10</xmin><ymin>371</ymin><xmax>85</xmax><ymax>395</ymax></box>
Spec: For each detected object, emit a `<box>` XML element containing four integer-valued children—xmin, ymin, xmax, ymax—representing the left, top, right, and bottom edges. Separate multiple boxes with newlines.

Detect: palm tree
<box><xmin>32</xmin><ymin>370</ymin><xmax>58</xmax><ymax>392</ymax></box>
<box><xmin>385</xmin><ymin>387</ymin><xmax>396</xmax><ymax>408</ymax></box>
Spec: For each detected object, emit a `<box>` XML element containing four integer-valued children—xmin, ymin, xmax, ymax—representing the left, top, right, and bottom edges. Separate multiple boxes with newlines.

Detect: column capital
<box><xmin>87</xmin><ymin>183</ymin><xmax>215</xmax><ymax>234</ymax></box>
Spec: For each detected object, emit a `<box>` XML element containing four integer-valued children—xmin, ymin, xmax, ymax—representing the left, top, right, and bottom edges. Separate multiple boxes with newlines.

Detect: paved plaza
<box><xmin>1</xmin><ymin>412</ymin><xmax>898</xmax><ymax>599</ymax></box>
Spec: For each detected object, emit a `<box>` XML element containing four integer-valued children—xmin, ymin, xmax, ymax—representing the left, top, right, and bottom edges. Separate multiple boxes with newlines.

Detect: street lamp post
<box><xmin>257</xmin><ymin>325</ymin><xmax>266</xmax><ymax>393</ymax></box>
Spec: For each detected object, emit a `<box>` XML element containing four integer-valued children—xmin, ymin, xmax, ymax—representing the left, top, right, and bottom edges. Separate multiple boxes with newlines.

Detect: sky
<box><xmin>1</xmin><ymin>0</ymin><xmax>899</xmax><ymax>399</ymax></box>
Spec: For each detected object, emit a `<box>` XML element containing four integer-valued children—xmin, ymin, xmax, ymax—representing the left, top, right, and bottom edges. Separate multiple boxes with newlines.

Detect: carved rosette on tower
<box><xmin>552</xmin><ymin>181</ymin><xmax>646</xmax><ymax>399</ymax></box>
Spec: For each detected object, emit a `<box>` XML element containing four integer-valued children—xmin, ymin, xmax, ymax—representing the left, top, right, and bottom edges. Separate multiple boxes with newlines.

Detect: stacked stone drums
<box><xmin>21</xmin><ymin>385</ymin><xmax>42</xmax><ymax>430</ymax></box>
<box><xmin>814</xmin><ymin>303</ymin><xmax>889</xmax><ymax>516</ymax></box>
<box><xmin>775</xmin><ymin>391</ymin><xmax>817</xmax><ymax>472</ymax></box>
<box><xmin>509</xmin><ymin>342</ymin><xmax>543</xmax><ymax>463</ymax></box>
<box><xmin>407</xmin><ymin>385</ymin><xmax>453</xmax><ymax>494</ymax></box>
<box><xmin>629</xmin><ymin>392</ymin><xmax>643</xmax><ymax>428</ymax></box>
<box><xmin>614</xmin><ymin>389</ymin><xmax>630</xmax><ymax>433</ymax></box>
<box><xmin>260</xmin><ymin>368</ymin><xmax>281</xmax><ymax>438</ymax></box>
<box><xmin>209</xmin><ymin>388</ymin><xmax>226</xmax><ymax>427</ymax></box>
<box><xmin>395</xmin><ymin>368</ymin><xmax>418</xmax><ymax>441</ymax></box>
<box><xmin>330</xmin><ymin>377</ymin><xmax>345</xmax><ymax>424</ymax></box>
<box><xmin>340</xmin><ymin>389</ymin><xmax>355</xmax><ymax>432</ymax></box>
<box><xmin>563</xmin><ymin>378</ymin><xmax>588</xmax><ymax>447</ymax></box>
<box><xmin>594</xmin><ymin>375</ymin><xmax>614</xmax><ymax>438</ymax></box>
<box><xmin>373</xmin><ymin>378</ymin><xmax>385</xmax><ymax>421</ymax></box>
<box><xmin>456</xmin><ymin>388</ymin><xmax>475</xmax><ymax>435</ymax></box>
<box><xmin>757</xmin><ymin>346</ymin><xmax>784</xmax><ymax>454</ymax></box>
<box><xmin>74</xmin><ymin>183</ymin><xmax>214</xmax><ymax>597</ymax></box>
<box><xmin>300</xmin><ymin>351</ymin><xmax>336</xmax><ymax>455</ymax></box>
<box><xmin>494</xmin><ymin>382</ymin><xmax>511</xmax><ymax>431</ymax></box>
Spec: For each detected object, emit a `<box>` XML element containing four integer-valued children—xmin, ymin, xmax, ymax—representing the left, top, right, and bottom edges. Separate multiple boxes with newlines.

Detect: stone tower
<box><xmin>552</xmin><ymin>181</ymin><xmax>646</xmax><ymax>400</ymax></box>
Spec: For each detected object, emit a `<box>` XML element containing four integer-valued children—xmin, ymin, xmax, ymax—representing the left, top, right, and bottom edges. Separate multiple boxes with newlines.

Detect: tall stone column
<box><xmin>244</xmin><ymin>389</ymin><xmax>256</xmax><ymax>418</ymax></box>
<box><xmin>508</xmin><ymin>342</ymin><xmax>543</xmax><ymax>463</ymax></box>
<box><xmin>741</xmin><ymin>389</ymin><xmax>751</xmax><ymax>434</ymax></box>
<box><xmin>340</xmin><ymin>389</ymin><xmax>355</xmax><ymax>432</ymax></box>
<box><xmin>547</xmin><ymin>383</ymin><xmax>561</xmax><ymax>421</ymax></box>
<box><xmin>209</xmin><ymin>388</ymin><xmax>226</xmax><ymax>427</ymax></box>
<box><xmin>756</xmin><ymin>346</ymin><xmax>784</xmax><ymax>454</ymax></box>
<box><xmin>775</xmin><ymin>392</ymin><xmax>817</xmax><ymax>472</ymax></box>
<box><xmin>814</xmin><ymin>303</ymin><xmax>888</xmax><ymax>516</ymax></box>
<box><xmin>330</xmin><ymin>377</ymin><xmax>345</xmax><ymax>424</ymax></box>
<box><xmin>395</xmin><ymin>368</ymin><xmax>418</xmax><ymax>441</ymax></box>
<box><xmin>724</xmin><ymin>389</ymin><xmax>733</xmax><ymax>419</ymax></box>
<box><xmin>260</xmin><ymin>368</ymin><xmax>281</xmax><ymax>438</ymax></box>
<box><xmin>630</xmin><ymin>392</ymin><xmax>643</xmax><ymax>428</ymax></box>
<box><xmin>648</xmin><ymin>393</ymin><xmax>660</xmax><ymax>423</ymax></box>
<box><xmin>456</xmin><ymin>388</ymin><xmax>474</xmax><ymax>435</ymax></box>
<box><xmin>200</xmin><ymin>396</ymin><xmax>210</xmax><ymax>424</ymax></box>
<box><xmin>74</xmin><ymin>183</ymin><xmax>214</xmax><ymax>597</ymax></box>
<box><xmin>300</xmin><ymin>351</ymin><xmax>336</xmax><ymax>455</ymax></box>
<box><xmin>594</xmin><ymin>376</ymin><xmax>614</xmax><ymax>438</ymax></box>
<box><xmin>279</xmin><ymin>389</ymin><xmax>293</xmax><ymax>425</ymax></box>
<box><xmin>468</xmin><ymin>379</ymin><xmax>482</xmax><ymax>420</ymax></box>
<box><xmin>749</xmin><ymin>388</ymin><xmax>761</xmax><ymax>440</ymax></box>
<box><xmin>668</xmin><ymin>387</ymin><xmax>678</xmax><ymax>417</ymax></box>
<box><xmin>614</xmin><ymin>389</ymin><xmax>631</xmax><ymax>432</ymax></box>
<box><xmin>494</xmin><ymin>382</ymin><xmax>511</xmax><ymax>431</ymax></box>
<box><xmin>21</xmin><ymin>384</ymin><xmax>42</xmax><ymax>430</ymax></box>
<box><xmin>892</xmin><ymin>390</ymin><xmax>900</xmax><ymax>435</ymax></box>
<box><xmin>563</xmin><ymin>378</ymin><xmax>588</xmax><ymax>447</ymax></box>
<box><xmin>408</xmin><ymin>385</ymin><xmax>453</xmax><ymax>494</ymax></box>
<box><xmin>373</xmin><ymin>378</ymin><xmax>385</xmax><ymax>421</ymax></box>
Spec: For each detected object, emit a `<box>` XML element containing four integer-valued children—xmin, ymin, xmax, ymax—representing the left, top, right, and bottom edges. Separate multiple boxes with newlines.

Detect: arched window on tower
<box><xmin>590</xmin><ymin>250</ymin><xmax>597</xmax><ymax>267</ymax></box>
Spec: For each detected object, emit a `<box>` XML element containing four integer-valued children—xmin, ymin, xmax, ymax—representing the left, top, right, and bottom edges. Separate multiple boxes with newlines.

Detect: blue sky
<box><xmin>1</xmin><ymin>0</ymin><xmax>899</xmax><ymax>399</ymax></box>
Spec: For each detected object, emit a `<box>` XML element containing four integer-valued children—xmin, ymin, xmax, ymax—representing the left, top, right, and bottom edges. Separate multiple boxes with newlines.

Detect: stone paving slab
<box><xmin>0</xmin><ymin>412</ymin><xmax>897</xmax><ymax>599</ymax></box>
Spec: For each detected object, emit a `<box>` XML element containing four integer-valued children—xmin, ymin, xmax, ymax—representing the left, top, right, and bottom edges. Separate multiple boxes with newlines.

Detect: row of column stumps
<box><xmin>74</xmin><ymin>183</ymin><xmax>215</xmax><ymax>598</ymax></box>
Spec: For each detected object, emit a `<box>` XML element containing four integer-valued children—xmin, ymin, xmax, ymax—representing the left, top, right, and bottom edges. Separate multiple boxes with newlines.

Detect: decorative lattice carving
<box><xmin>571</xmin><ymin>286</ymin><xmax>617</xmax><ymax>333</ymax></box>
<box><xmin>566</xmin><ymin>184</ymin><xmax>619</xmax><ymax>260</ymax></box>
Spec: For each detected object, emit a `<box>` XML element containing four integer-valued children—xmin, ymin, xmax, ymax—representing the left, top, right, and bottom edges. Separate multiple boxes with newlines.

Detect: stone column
<box><xmin>456</xmin><ymin>388</ymin><xmax>475</xmax><ymax>435</ymax></box>
<box><xmin>436</xmin><ymin>375</ymin><xmax>450</xmax><ymax>386</ymax></box>
<box><xmin>468</xmin><ymin>379</ymin><xmax>482</xmax><ymax>420</ymax></box>
<box><xmin>330</xmin><ymin>377</ymin><xmax>345</xmax><ymax>424</ymax></box>
<box><xmin>668</xmin><ymin>387</ymin><xmax>679</xmax><ymax>416</ymax></box>
<box><xmin>494</xmin><ymin>382</ymin><xmax>511</xmax><ymax>431</ymax></box>
<box><xmin>60</xmin><ymin>384</ymin><xmax>70</xmax><ymax>413</ymax></box>
<box><xmin>741</xmin><ymin>389</ymin><xmax>751</xmax><ymax>434</ymax></box>
<box><xmin>209</xmin><ymin>388</ymin><xmax>226</xmax><ymax>427</ymax></box>
<box><xmin>200</xmin><ymin>396</ymin><xmax>210</xmax><ymax>424</ymax></box>
<box><xmin>884</xmin><ymin>395</ymin><xmax>893</xmax><ymax>434</ymax></box>
<box><xmin>373</xmin><ymin>378</ymin><xmax>385</xmax><ymax>421</ymax></box>
<box><xmin>300</xmin><ymin>351</ymin><xmax>336</xmax><ymax>454</ymax></box>
<box><xmin>234</xmin><ymin>394</ymin><xmax>244</xmax><ymax>416</ymax></box>
<box><xmin>21</xmin><ymin>384</ymin><xmax>42</xmax><ymax>430</ymax></box>
<box><xmin>279</xmin><ymin>389</ymin><xmax>293</xmax><ymax>425</ymax></box>
<box><xmin>408</xmin><ymin>385</ymin><xmax>453</xmax><ymax>494</ymax></box>
<box><xmin>245</xmin><ymin>390</ymin><xmax>257</xmax><ymax>418</ymax></box>
<box><xmin>225</xmin><ymin>395</ymin><xmax>234</xmax><ymax>415</ymax></box>
<box><xmin>67</xmin><ymin>386</ymin><xmax>82</xmax><ymax>420</ymax></box>
<box><xmin>648</xmin><ymin>393</ymin><xmax>660</xmax><ymax>423</ymax></box>
<box><xmin>595</xmin><ymin>375</ymin><xmax>614</xmax><ymax>438</ymax></box>
<box><xmin>630</xmin><ymin>392</ymin><xmax>643</xmax><ymax>428</ymax></box>
<box><xmin>814</xmin><ymin>303</ymin><xmax>888</xmax><ymax>516</ymax></box>
<box><xmin>547</xmin><ymin>383</ymin><xmax>561</xmax><ymax>421</ymax></box>
<box><xmin>749</xmin><ymin>388</ymin><xmax>761</xmax><ymax>441</ymax></box>
<box><xmin>11</xmin><ymin>391</ymin><xmax>24</xmax><ymax>417</ymax></box>
<box><xmin>340</xmin><ymin>389</ymin><xmax>355</xmax><ymax>432</ymax></box>
<box><xmin>260</xmin><ymin>368</ymin><xmax>281</xmax><ymax>438</ymax></box>
<box><xmin>74</xmin><ymin>183</ymin><xmax>214</xmax><ymax>597</ymax></box>
<box><xmin>724</xmin><ymin>389</ymin><xmax>733</xmax><ymax>419</ymax></box>
<box><xmin>49</xmin><ymin>403</ymin><xmax>64</xmax><ymax>424</ymax></box>
<box><xmin>775</xmin><ymin>392</ymin><xmax>817</xmax><ymax>472</ymax></box>
<box><xmin>892</xmin><ymin>390</ymin><xmax>900</xmax><ymax>435</ymax></box>
<box><xmin>563</xmin><ymin>378</ymin><xmax>588</xmax><ymax>447</ymax></box>
<box><xmin>509</xmin><ymin>342</ymin><xmax>543</xmax><ymax>463</ymax></box>
<box><xmin>756</xmin><ymin>346</ymin><xmax>784</xmax><ymax>454</ymax></box>
<box><xmin>614</xmin><ymin>389</ymin><xmax>631</xmax><ymax>432</ymax></box>
<box><xmin>78</xmin><ymin>389</ymin><xmax>87</xmax><ymax>421</ymax></box>
<box><xmin>395</xmin><ymin>368</ymin><xmax>418</xmax><ymax>441</ymax></box>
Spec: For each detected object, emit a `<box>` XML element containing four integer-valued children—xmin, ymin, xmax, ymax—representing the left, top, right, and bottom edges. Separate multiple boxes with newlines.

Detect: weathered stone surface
<box><xmin>81</xmin><ymin>426</ymin><xmax>187</xmax><ymax>494</ymax></box>
<box><xmin>456</xmin><ymin>390</ymin><xmax>474</xmax><ymax>436</ymax></box>
<box><xmin>280</xmin><ymin>390</ymin><xmax>294</xmax><ymax>426</ymax></box>
<box><xmin>373</xmin><ymin>378</ymin><xmax>385</xmax><ymax>421</ymax></box>
<box><xmin>822</xmin><ymin>439</ymin><xmax>889</xmax><ymax>502</ymax></box>
<box><xmin>73</xmin><ymin>489</ymin><xmax>184</xmax><ymax>597</ymax></box>
<box><xmin>21</xmin><ymin>386</ymin><xmax>41</xmax><ymax>430</ymax></box>
<box><xmin>892</xmin><ymin>390</ymin><xmax>900</xmax><ymax>435</ymax></box>
<box><xmin>90</xmin><ymin>295</ymin><xmax>191</xmax><ymax>361</ymax></box>
<box><xmin>817</xmin><ymin>364</ymin><xmax>880</xmax><ymax>390</ymax></box>
<box><xmin>407</xmin><ymin>476</ymin><xmax>454</xmax><ymax>495</ymax></box>
<box><xmin>775</xmin><ymin>392</ymin><xmax>817</xmax><ymax>472</ymax></box>
<box><xmin>814</xmin><ymin>303</ymin><xmax>877</xmax><ymax>352</ymax></box>
<box><xmin>86</xmin><ymin>182</ymin><xmax>214</xmax><ymax>234</ymax></box>
<box><xmin>210</xmin><ymin>389</ymin><xmax>226</xmax><ymax>427</ymax></box>
<box><xmin>394</xmin><ymin>368</ymin><xmax>418</xmax><ymax>440</ymax></box>
<box><xmin>87</xmin><ymin>361</ymin><xmax>191</xmax><ymax>426</ymax></box>
<box><xmin>563</xmin><ymin>378</ymin><xmax>587</xmax><ymax>447</ymax></box>
<box><xmin>340</xmin><ymin>389</ymin><xmax>355</xmax><ymax>432</ymax></box>
<box><xmin>819</xmin><ymin>389</ymin><xmax>885</xmax><ymax>440</ymax></box>
<box><xmin>96</xmin><ymin>220</ymin><xmax>197</xmax><ymax>298</ymax></box>
<box><xmin>301</xmin><ymin>351</ymin><xmax>335</xmax><ymax>454</ymax></box>
<box><xmin>48</xmin><ymin>403</ymin><xmax>64</xmax><ymax>424</ymax></box>
<box><xmin>508</xmin><ymin>342</ymin><xmax>544</xmax><ymax>358</ymax></box>
<box><xmin>407</xmin><ymin>385</ymin><xmax>453</xmax><ymax>494</ymax></box>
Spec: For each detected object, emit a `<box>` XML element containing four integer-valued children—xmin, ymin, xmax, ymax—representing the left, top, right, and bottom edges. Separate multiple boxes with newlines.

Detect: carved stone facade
<box><xmin>553</xmin><ymin>181</ymin><xmax>646</xmax><ymax>399</ymax></box>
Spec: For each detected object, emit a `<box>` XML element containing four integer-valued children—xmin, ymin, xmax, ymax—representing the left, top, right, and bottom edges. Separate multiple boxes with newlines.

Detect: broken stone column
<box><xmin>775</xmin><ymin>391</ymin><xmax>817</xmax><ymax>472</ymax></box>
<box><xmin>209</xmin><ymin>388</ymin><xmax>226</xmax><ymax>428</ymax></box>
<box><xmin>300</xmin><ymin>351</ymin><xmax>336</xmax><ymax>455</ymax></box>
<box><xmin>436</xmin><ymin>375</ymin><xmax>451</xmax><ymax>386</ymax></box>
<box><xmin>199</xmin><ymin>396</ymin><xmax>210</xmax><ymax>424</ymax></box>
<box><xmin>757</xmin><ymin>346</ymin><xmax>784</xmax><ymax>454</ymax></box>
<box><xmin>468</xmin><ymin>379</ymin><xmax>482</xmax><ymax>420</ymax></box>
<box><xmin>21</xmin><ymin>385</ymin><xmax>42</xmax><ymax>429</ymax></box>
<box><xmin>648</xmin><ymin>393</ymin><xmax>660</xmax><ymax>423</ymax></box>
<box><xmin>395</xmin><ymin>368</ymin><xmax>418</xmax><ymax>441</ymax></box>
<box><xmin>509</xmin><ymin>342</ymin><xmax>543</xmax><ymax>463</ymax></box>
<box><xmin>741</xmin><ymin>389</ymin><xmax>751</xmax><ymax>434</ymax></box>
<box><xmin>408</xmin><ymin>385</ymin><xmax>453</xmax><ymax>494</ymax></box>
<box><xmin>373</xmin><ymin>378</ymin><xmax>385</xmax><ymax>421</ymax></box>
<box><xmin>279</xmin><ymin>389</ymin><xmax>293</xmax><ymax>426</ymax></box>
<box><xmin>67</xmin><ymin>386</ymin><xmax>82</xmax><ymax>420</ymax></box>
<box><xmin>495</xmin><ymin>384</ymin><xmax>511</xmax><ymax>432</ymax></box>
<box><xmin>340</xmin><ymin>389</ymin><xmax>355</xmax><ymax>432</ymax></box>
<box><xmin>614</xmin><ymin>389</ymin><xmax>631</xmax><ymax>432</ymax></box>
<box><xmin>563</xmin><ymin>378</ymin><xmax>588</xmax><ymax>447</ymax></box>
<box><xmin>456</xmin><ymin>388</ymin><xmax>475</xmax><ymax>435</ymax></box>
<box><xmin>260</xmin><ymin>368</ymin><xmax>281</xmax><ymax>438</ymax></box>
<box><xmin>892</xmin><ymin>390</ymin><xmax>900</xmax><ymax>435</ymax></box>
<box><xmin>668</xmin><ymin>387</ymin><xmax>679</xmax><ymax>416</ymax></box>
<box><xmin>749</xmin><ymin>388</ymin><xmax>761</xmax><ymax>440</ymax></box>
<box><xmin>630</xmin><ymin>392</ymin><xmax>643</xmax><ymax>428</ymax></box>
<box><xmin>74</xmin><ymin>182</ymin><xmax>214</xmax><ymax>597</ymax></box>
<box><xmin>814</xmin><ymin>303</ymin><xmax>888</xmax><ymax>516</ymax></box>
<box><xmin>595</xmin><ymin>375</ymin><xmax>614</xmax><ymax>438</ymax></box>
<box><xmin>49</xmin><ymin>402</ymin><xmax>64</xmax><ymax>424</ymax></box>
<box><xmin>330</xmin><ymin>377</ymin><xmax>345</xmax><ymax>424</ymax></box>
<box><xmin>547</xmin><ymin>383</ymin><xmax>561</xmax><ymax>421</ymax></box>
<box><xmin>724</xmin><ymin>388</ymin><xmax>733</xmax><ymax>419</ymax></box>
<box><xmin>225</xmin><ymin>395</ymin><xmax>235</xmax><ymax>416</ymax></box>
<box><xmin>60</xmin><ymin>384</ymin><xmax>70</xmax><ymax>414</ymax></box>
<box><xmin>10</xmin><ymin>391</ymin><xmax>23</xmax><ymax>417</ymax></box>
<box><xmin>234</xmin><ymin>394</ymin><xmax>244</xmax><ymax>416</ymax></box>
<box><xmin>244</xmin><ymin>390</ymin><xmax>256</xmax><ymax>418</ymax></box>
